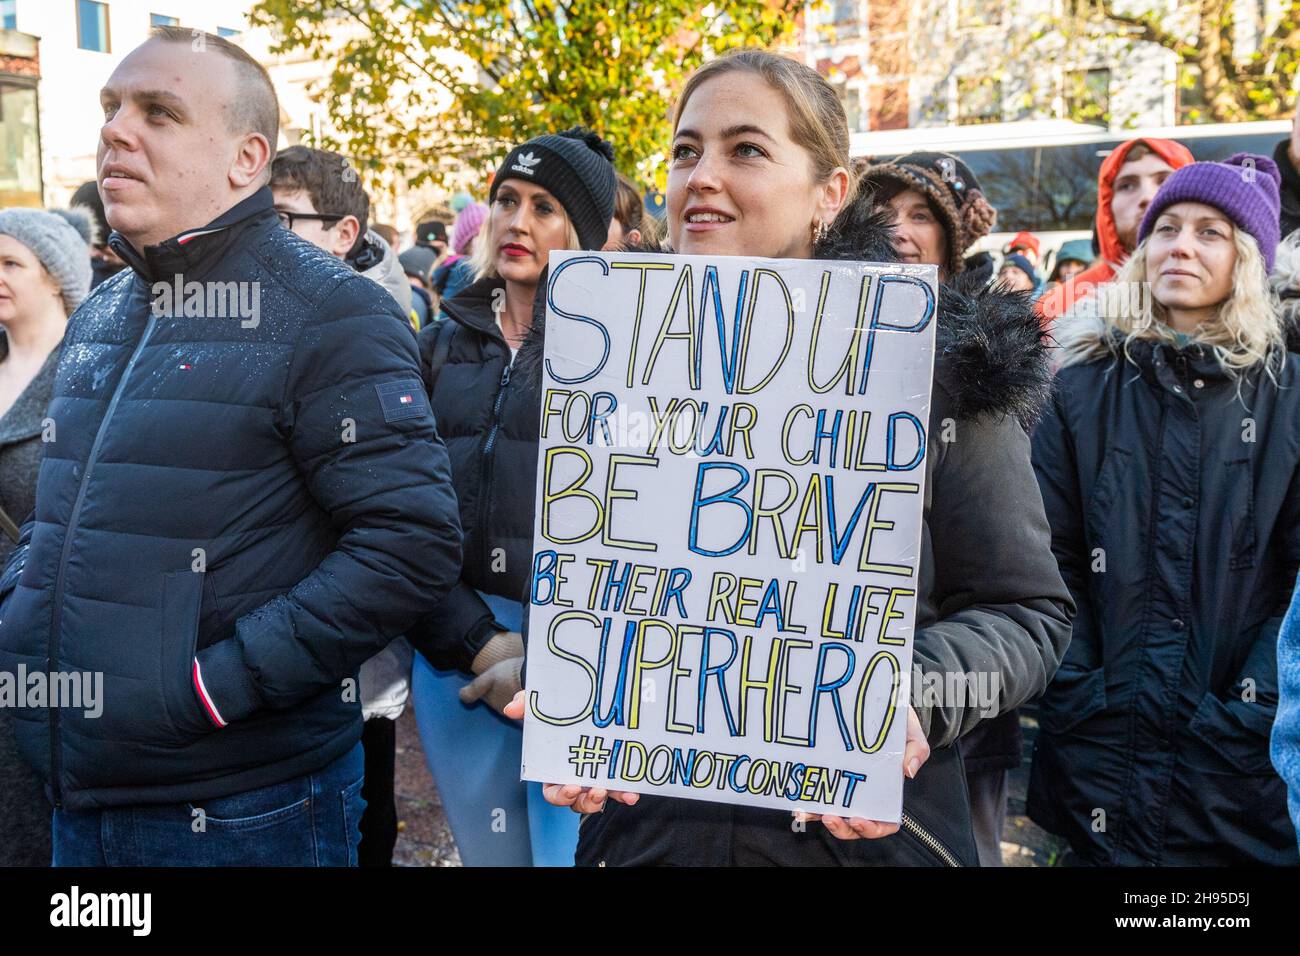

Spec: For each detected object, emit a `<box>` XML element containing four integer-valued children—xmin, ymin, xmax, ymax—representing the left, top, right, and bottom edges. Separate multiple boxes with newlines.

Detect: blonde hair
<box><xmin>470</xmin><ymin>198</ymin><xmax>582</xmax><ymax>282</ymax></box>
<box><xmin>1269</xmin><ymin>229</ymin><xmax>1300</xmax><ymax>330</ymax></box>
<box><xmin>1061</xmin><ymin>227</ymin><xmax>1285</xmax><ymax>380</ymax></box>
<box><xmin>672</xmin><ymin>49</ymin><xmax>857</xmax><ymax>210</ymax></box>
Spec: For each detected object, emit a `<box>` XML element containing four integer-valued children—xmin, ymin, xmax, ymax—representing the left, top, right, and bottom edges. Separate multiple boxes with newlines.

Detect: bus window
<box><xmin>855</xmin><ymin>122</ymin><xmax>1288</xmax><ymax>245</ymax></box>
<box><xmin>1186</xmin><ymin>133</ymin><xmax>1279</xmax><ymax>163</ymax></box>
<box><xmin>967</xmin><ymin>142</ymin><xmax>1116</xmax><ymax>233</ymax></box>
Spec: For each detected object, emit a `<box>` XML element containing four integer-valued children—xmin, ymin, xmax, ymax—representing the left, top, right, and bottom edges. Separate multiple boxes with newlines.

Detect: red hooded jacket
<box><xmin>1037</xmin><ymin>137</ymin><xmax>1194</xmax><ymax>324</ymax></box>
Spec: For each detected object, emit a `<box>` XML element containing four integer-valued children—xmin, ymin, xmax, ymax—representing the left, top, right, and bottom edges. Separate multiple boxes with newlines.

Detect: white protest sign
<box><xmin>521</xmin><ymin>250</ymin><xmax>937</xmax><ymax>821</ymax></box>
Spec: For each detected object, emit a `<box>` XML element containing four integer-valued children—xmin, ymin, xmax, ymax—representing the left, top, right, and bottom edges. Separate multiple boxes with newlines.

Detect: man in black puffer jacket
<box><xmin>0</xmin><ymin>29</ymin><xmax>462</xmax><ymax>866</ymax></box>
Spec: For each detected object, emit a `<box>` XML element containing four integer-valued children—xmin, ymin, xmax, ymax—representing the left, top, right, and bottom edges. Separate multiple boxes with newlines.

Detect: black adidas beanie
<box><xmin>489</xmin><ymin>127</ymin><xmax>618</xmax><ymax>251</ymax></box>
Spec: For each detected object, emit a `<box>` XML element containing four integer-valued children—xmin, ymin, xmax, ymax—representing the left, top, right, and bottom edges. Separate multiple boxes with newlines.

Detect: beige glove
<box><xmin>459</xmin><ymin>631</ymin><xmax>525</xmax><ymax>713</ymax></box>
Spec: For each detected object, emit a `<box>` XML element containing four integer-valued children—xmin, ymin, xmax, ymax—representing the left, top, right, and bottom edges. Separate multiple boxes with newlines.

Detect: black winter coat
<box><xmin>1028</xmin><ymin>314</ymin><xmax>1300</xmax><ymax>865</ymax></box>
<box><xmin>413</xmin><ymin>277</ymin><xmax>543</xmax><ymax>671</ymax></box>
<box><xmin>0</xmin><ymin>189</ymin><xmax>462</xmax><ymax>810</ymax></box>
<box><xmin>575</xmin><ymin>209</ymin><xmax>1075</xmax><ymax>866</ymax></box>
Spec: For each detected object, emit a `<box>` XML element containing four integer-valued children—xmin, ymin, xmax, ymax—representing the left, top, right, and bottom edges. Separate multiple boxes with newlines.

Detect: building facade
<box><xmin>2</xmin><ymin>0</ymin><xmax>469</xmax><ymax>235</ymax></box>
<box><xmin>4</xmin><ymin>0</ymin><xmax>251</xmax><ymax>207</ymax></box>
<box><xmin>801</xmin><ymin>0</ymin><xmax>1277</xmax><ymax>139</ymax></box>
<box><xmin>799</xmin><ymin>0</ymin><xmax>1292</xmax><ymax>250</ymax></box>
<box><xmin>0</xmin><ymin>26</ymin><xmax>42</xmax><ymax>207</ymax></box>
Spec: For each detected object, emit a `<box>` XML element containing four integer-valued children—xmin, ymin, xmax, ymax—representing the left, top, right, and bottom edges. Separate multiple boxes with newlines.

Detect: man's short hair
<box><xmin>270</xmin><ymin>146</ymin><xmax>370</xmax><ymax>234</ymax></box>
<box><xmin>148</xmin><ymin>26</ymin><xmax>279</xmax><ymax>167</ymax></box>
<box><xmin>371</xmin><ymin>223</ymin><xmax>399</xmax><ymax>248</ymax></box>
<box><xmin>1122</xmin><ymin>141</ymin><xmax>1154</xmax><ymax>165</ymax></box>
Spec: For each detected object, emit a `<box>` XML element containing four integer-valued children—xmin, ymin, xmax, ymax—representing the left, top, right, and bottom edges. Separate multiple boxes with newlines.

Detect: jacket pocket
<box><xmin>1224</xmin><ymin>459</ymin><xmax>1256</xmax><ymax>570</ymax></box>
<box><xmin>1084</xmin><ymin>446</ymin><xmax>1132</xmax><ymax>546</ymax></box>
<box><xmin>1038</xmin><ymin>665</ymin><xmax>1107</xmax><ymax>735</ymax></box>
<box><xmin>159</xmin><ymin>570</ymin><xmax>209</xmax><ymax>740</ymax></box>
<box><xmin>1186</xmin><ymin>691</ymin><xmax>1274</xmax><ymax>774</ymax></box>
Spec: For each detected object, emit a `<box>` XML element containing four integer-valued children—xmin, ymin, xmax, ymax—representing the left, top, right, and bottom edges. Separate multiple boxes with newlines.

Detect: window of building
<box><xmin>869</xmin><ymin>82</ymin><xmax>909</xmax><ymax>130</ymax></box>
<box><xmin>217</xmin><ymin>26</ymin><xmax>240</xmax><ymax>38</ymax></box>
<box><xmin>1</xmin><ymin>1</ymin><xmax>17</xmax><ymax>31</ymax></box>
<box><xmin>150</xmin><ymin>13</ymin><xmax>177</xmax><ymax>27</ymax></box>
<box><xmin>76</xmin><ymin>0</ymin><xmax>110</xmax><ymax>52</ymax></box>
<box><xmin>956</xmin><ymin>75</ymin><xmax>1001</xmax><ymax>125</ymax></box>
<box><xmin>838</xmin><ymin>82</ymin><xmax>864</xmax><ymax>133</ymax></box>
<box><xmin>1064</xmin><ymin>68</ymin><xmax>1110</xmax><ymax>125</ymax></box>
<box><xmin>820</xmin><ymin>0</ymin><xmax>862</xmax><ymax>40</ymax></box>
<box><xmin>829</xmin><ymin>0</ymin><xmax>859</xmax><ymax>24</ymax></box>
<box><xmin>0</xmin><ymin>78</ymin><xmax>42</xmax><ymax>206</ymax></box>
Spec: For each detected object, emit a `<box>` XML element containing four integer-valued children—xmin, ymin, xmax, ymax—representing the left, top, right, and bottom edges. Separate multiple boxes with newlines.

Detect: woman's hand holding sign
<box><xmin>506</xmin><ymin>690</ymin><xmax>928</xmax><ymax>837</ymax></box>
<box><xmin>504</xmin><ymin>691</ymin><xmax>640</xmax><ymax>813</ymax></box>
<box><xmin>794</xmin><ymin>706</ymin><xmax>930</xmax><ymax>840</ymax></box>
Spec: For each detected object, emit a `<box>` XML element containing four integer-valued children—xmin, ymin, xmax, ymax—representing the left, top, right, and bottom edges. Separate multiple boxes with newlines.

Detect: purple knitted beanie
<box><xmin>1137</xmin><ymin>153</ymin><xmax>1282</xmax><ymax>269</ymax></box>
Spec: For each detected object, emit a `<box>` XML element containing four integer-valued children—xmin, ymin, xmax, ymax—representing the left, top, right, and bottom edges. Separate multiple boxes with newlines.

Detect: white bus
<box><xmin>851</xmin><ymin>119</ymin><xmax>1291</xmax><ymax>273</ymax></box>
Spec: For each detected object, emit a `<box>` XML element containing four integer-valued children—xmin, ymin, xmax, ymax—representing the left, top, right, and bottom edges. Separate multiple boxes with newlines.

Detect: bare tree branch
<box><xmin>1095</xmin><ymin>0</ymin><xmax>1197</xmax><ymax>59</ymax></box>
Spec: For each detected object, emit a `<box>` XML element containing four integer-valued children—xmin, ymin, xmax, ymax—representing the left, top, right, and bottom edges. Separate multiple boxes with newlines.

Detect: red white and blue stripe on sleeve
<box><xmin>192</xmin><ymin>658</ymin><xmax>228</xmax><ymax>728</ymax></box>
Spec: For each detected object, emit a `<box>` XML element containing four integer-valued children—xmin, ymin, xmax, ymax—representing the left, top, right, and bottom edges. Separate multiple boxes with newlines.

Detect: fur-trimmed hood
<box><xmin>514</xmin><ymin>203</ymin><xmax>1053</xmax><ymax>427</ymax></box>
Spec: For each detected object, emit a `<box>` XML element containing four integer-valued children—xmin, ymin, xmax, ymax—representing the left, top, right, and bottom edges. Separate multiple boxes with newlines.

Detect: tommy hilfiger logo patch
<box><xmin>510</xmin><ymin>151</ymin><xmax>542</xmax><ymax>176</ymax></box>
<box><xmin>375</xmin><ymin>380</ymin><xmax>429</xmax><ymax>423</ymax></box>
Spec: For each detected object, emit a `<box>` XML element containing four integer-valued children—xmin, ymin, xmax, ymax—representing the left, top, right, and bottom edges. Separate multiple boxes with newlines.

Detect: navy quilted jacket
<box><xmin>0</xmin><ymin>188</ymin><xmax>462</xmax><ymax>809</ymax></box>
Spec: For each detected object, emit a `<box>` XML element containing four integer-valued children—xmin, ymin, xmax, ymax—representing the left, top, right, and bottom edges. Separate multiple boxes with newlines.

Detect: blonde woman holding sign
<box><xmin>412</xmin><ymin>128</ymin><xmax>618</xmax><ymax>866</ymax></box>
<box><xmin>507</xmin><ymin>49</ymin><xmax>1074</xmax><ymax>866</ymax></box>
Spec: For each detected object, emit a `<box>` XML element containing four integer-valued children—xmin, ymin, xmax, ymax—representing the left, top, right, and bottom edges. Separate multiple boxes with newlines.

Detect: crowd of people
<box><xmin>1</xmin><ymin>24</ymin><xmax>1300</xmax><ymax>867</ymax></box>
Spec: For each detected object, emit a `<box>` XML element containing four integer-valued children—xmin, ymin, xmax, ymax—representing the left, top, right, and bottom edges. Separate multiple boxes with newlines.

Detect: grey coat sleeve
<box><xmin>911</xmin><ymin>389</ymin><xmax>1076</xmax><ymax>749</ymax></box>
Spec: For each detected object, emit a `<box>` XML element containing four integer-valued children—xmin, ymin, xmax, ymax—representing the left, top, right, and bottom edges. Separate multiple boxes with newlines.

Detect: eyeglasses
<box><xmin>276</xmin><ymin>210</ymin><xmax>345</xmax><ymax>230</ymax></box>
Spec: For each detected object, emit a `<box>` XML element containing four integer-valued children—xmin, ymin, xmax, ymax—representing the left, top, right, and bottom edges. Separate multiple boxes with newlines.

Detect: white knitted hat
<box><xmin>0</xmin><ymin>206</ymin><xmax>94</xmax><ymax>314</ymax></box>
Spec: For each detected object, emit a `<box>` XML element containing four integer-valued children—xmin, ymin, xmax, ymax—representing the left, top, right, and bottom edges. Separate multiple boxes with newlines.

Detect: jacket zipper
<box><xmin>900</xmin><ymin>811</ymin><xmax>962</xmax><ymax>867</ymax></box>
<box><xmin>475</xmin><ymin>360</ymin><xmax>512</xmax><ymax>572</ymax></box>
<box><xmin>47</xmin><ymin>310</ymin><xmax>158</xmax><ymax>807</ymax></box>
